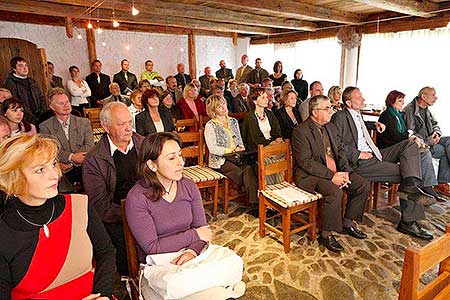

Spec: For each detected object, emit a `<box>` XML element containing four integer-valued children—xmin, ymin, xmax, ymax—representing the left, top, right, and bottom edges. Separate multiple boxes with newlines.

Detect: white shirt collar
<box><xmin>13</xmin><ymin>73</ymin><xmax>28</xmax><ymax>79</ymax></box>
<box><xmin>107</xmin><ymin>135</ymin><xmax>134</xmax><ymax>156</ymax></box>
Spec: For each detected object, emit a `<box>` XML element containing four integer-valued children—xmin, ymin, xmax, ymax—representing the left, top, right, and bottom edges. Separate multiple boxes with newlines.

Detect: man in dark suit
<box><xmin>86</xmin><ymin>59</ymin><xmax>111</xmax><ymax>107</ymax></box>
<box><xmin>232</xmin><ymin>83</ymin><xmax>250</xmax><ymax>113</ymax></box>
<box><xmin>165</xmin><ymin>76</ymin><xmax>183</xmax><ymax>104</ymax></box>
<box><xmin>39</xmin><ymin>87</ymin><xmax>95</xmax><ymax>186</ymax></box>
<box><xmin>101</xmin><ymin>83</ymin><xmax>130</xmax><ymax>106</ymax></box>
<box><xmin>331</xmin><ymin>86</ymin><xmax>434</xmax><ymax>240</ymax></box>
<box><xmin>47</xmin><ymin>61</ymin><xmax>63</xmax><ymax>88</ymax></box>
<box><xmin>247</xmin><ymin>58</ymin><xmax>269</xmax><ymax>89</ymax></box>
<box><xmin>174</xmin><ymin>63</ymin><xmax>192</xmax><ymax>90</ymax></box>
<box><xmin>292</xmin><ymin>95</ymin><xmax>371</xmax><ymax>253</ymax></box>
<box><xmin>199</xmin><ymin>66</ymin><xmax>212</xmax><ymax>97</ymax></box>
<box><xmin>216</xmin><ymin>60</ymin><xmax>234</xmax><ymax>89</ymax></box>
<box><xmin>113</xmin><ymin>59</ymin><xmax>138</xmax><ymax>95</ymax></box>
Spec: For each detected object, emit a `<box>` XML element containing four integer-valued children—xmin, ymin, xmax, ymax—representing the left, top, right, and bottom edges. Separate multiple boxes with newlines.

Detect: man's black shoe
<box><xmin>343</xmin><ymin>226</ymin><xmax>367</xmax><ymax>239</ymax></box>
<box><xmin>398</xmin><ymin>185</ymin><xmax>437</xmax><ymax>206</ymax></box>
<box><xmin>397</xmin><ymin>221</ymin><xmax>434</xmax><ymax>240</ymax></box>
<box><xmin>318</xmin><ymin>234</ymin><xmax>344</xmax><ymax>253</ymax></box>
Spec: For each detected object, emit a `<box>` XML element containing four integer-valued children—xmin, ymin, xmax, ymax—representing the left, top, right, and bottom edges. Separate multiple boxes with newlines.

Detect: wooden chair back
<box><xmin>199</xmin><ymin>115</ymin><xmax>211</xmax><ymax>129</ymax></box>
<box><xmin>175</xmin><ymin>118</ymin><xmax>198</xmax><ymax>132</ymax></box>
<box><xmin>83</xmin><ymin>107</ymin><xmax>102</xmax><ymax>129</ymax></box>
<box><xmin>399</xmin><ymin>224</ymin><xmax>450</xmax><ymax>300</ymax></box>
<box><xmin>120</xmin><ymin>199</ymin><xmax>139</xmax><ymax>280</ymax></box>
<box><xmin>229</xmin><ymin>111</ymin><xmax>248</xmax><ymax>121</ymax></box>
<box><xmin>257</xmin><ymin>141</ymin><xmax>292</xmax><ymax>190</ymax></box>
<box><xmin>178</xmin><ymin>129</ymin><xmax>204</xmax><ymax>166</ymax></box>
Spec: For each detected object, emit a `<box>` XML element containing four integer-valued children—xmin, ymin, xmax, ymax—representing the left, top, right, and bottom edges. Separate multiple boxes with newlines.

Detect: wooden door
<box><xmin>0</xmin><ymin>38</ymin><xmax>48</xmax><ymax>99</ymax></box>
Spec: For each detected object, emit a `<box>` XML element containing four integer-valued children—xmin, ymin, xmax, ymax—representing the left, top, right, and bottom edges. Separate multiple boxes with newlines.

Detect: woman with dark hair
<box><xmin>139</xmin><ymin>79</ymin><xmax>151</xmax><ymax>93</ymax></box>
<box><xmin>291</xmin><ymin>69</ymin><xmax>308</xmax><ymax>101</ymax></box>
<box><xmin>0</xmin><ymin>134</ymin><xmax>114</xmax><ymax>300</ymax></box>
<box><xmin>67</xmin><ymin>65</ymin><xmax>91</xmax><ymax>115</ymax></box>
<box><xmin>159</xmin><ymin>91</ymin><xmax>182</xmax><ymax>120</ymax></box>
<box><xmin>135</xmin><ymin>89</ymin><xmax>175</xmax><ymax>136</ymax></box>
<box><xmin>269</xmin><ymin>61</ymin><xmax>287</xmax><ymax>87</ymax></box>
<box><xmin>2</xmin><ymin>98</ymin><xmax>36</xmax><ymax>137</ymax></box>
<box><xmin>242</xmin><ymin>87</ymin><xmax>283</xmax><ymax>151</ymax></box>
<box><xmin>378</xmin><ymin>90</ymin><xmax>443</xmax><ymax>202</ymax></box>
<box><xmin>275</xmin><ymin>89</ymin><xmax>302</xmax><ymax>139</ymax></box>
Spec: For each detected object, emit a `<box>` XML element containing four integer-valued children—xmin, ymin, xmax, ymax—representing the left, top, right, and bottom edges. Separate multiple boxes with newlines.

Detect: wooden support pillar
<box><xmin>232</xmin><ymin>32</ymin><xmax>238</xmax><ymax>46</ymax></box>
<box><xmin>65</xmin><ymin>17</ymin><xmax>73</xmax><ymax>38</ymax></box>
<box><xmin>86</xmin><ymin>28</ymin><xmax>97</xmax><ymax>69</ymax></box>
<box><xmin>188</xmin><ymin>33</ymin><xmax>197</xmax><ymax>79</ymax></box>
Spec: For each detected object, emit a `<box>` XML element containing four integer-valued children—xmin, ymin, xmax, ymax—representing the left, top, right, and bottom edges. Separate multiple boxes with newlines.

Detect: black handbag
<box><xmin>224</xmin><ymin>150</ymin><xmax>258</xmax><ymax>166</ymax></box>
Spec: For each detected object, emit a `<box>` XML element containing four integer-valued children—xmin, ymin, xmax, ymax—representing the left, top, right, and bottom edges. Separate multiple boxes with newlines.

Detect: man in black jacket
<box><xmin>216</xmin><ymin>60</ymin><xmax>234</xmax><ymax>89</ymax></box>
<box><xmin>113</xmin><ymin>59</ymin><xmax>138</xmax><ymax>95</ymax></box>
<box><xmin>3</xmin><ymin>56</ymin><xmax>47</xmax><ymax>125</ymax></box>
<box><xmin>331</xmin><ymin>86</ymin><xmax>435</xmax><ymax>240</ymax></box>
<box><xmin>174</xmin><ymin>63</ymin><xmax>192</xmax><ymax>90</ymax></box>
<box><xmin>292</xmin><ymin>95</ymin><xmax>370</xmax><ymax>253</ymax></box>
<box><xmin>86</xmin><ymin>59</ymin><xmax>111</xmax><ymax>107</ymax></box>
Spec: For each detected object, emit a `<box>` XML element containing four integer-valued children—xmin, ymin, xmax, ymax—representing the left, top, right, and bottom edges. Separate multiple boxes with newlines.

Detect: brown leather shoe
<box><xmin>435</xmin><ymin>183</ymin><xmax>450</xmax><ymax>197</ymax></box>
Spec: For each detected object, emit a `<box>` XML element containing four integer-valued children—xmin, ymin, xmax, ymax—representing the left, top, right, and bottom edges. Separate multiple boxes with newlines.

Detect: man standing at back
<box><xmin>235</xmin><ymin>54</ymin><xmax>252</xmax><ymax>84</ymax></box>
<box><xmin>113</xmin><ymin>59</ymin><xmax>138</xmax><ymax>95</ymax></box>
<box><xmin>247</xmin><ymin>58</ymin><xmax>269</xmax><ymax>88</ymax></box>
<box><xmin>4</xmin><ymin>56</ymin><xmax>47</xmax><ymax>125</ymax></box>
<box><xmin>83</xmin><ymin>102</ymin><xmax>144</xmax><ymax>277</ymax></box>
<box><xmin>86</xmin><ymin>59</ymin><xmax>111</xmax><ymax>107</ymax></box>
<box><xmin>216</xmin><ymin>60</ymin><xmax>234</xmax><ymax>89</ymax></box>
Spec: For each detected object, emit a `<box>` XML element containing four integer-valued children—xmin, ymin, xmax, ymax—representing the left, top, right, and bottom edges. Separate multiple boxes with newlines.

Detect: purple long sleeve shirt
<box><xmin>125</xmin><ymin>178</ymin><xmax>208</xmax><ymax>262</ymax></box>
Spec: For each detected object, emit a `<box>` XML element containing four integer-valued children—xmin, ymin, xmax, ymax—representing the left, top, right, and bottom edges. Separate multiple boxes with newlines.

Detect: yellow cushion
<box><xmin>260</xmin><ymin>181</ymin><xmax>321</xmax><ymax>208</ymax></box>
<box><xmin>183</xmin><ymin>166</ymin><xmax>226</xmax><ymax>182</ymax></box>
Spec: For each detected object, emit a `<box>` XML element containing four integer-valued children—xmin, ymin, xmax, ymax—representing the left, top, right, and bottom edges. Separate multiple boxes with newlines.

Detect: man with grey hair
<box><xmin>232</xmin><ymin>83</ymin><xmax>250</xmax><ymax>113</ymax></box>
<box><xmin>403</xmin><ymin>86</ymin><xmax>450</xmax><ymax>197</ymax></box>
<box><xmin>83</xmin><ymin>101</ymin><xmax>144</xmax><ymax>276</ymax></box>
<box><xmin>101</xmin><ymin>82</ymin><xmax>130</xmax><ymax>106</ymax></box>
<box><xmin>40</xmin><ymin>87</ymin><xmax>94</xmax><ymax>186</ymax></box>
<box><xmin>299</xmin><ymin>81</ymin><xmax>324</xmax><ymax>121</ymax></box>
<box><xmin>292</xmin><ymin>95</ymin><xmax>370</xmax><ymax>253</ymax></box>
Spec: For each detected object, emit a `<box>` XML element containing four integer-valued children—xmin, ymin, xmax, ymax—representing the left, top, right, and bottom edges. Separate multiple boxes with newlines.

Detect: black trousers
<box><xmin>103</xmin><ymin>222</ymin><xmax>129</xmax><ymax>276</ymax></box>
<box><xmin>295</xmin><ymin>173</ymin><xmax>370</xmax><ymax>232</ymax></box>
<box><xmin>354</xmin><ymin>140</ymin><xmax>425</xmax><ymax>222</ymax></box>
<box><xmin>218</xmin><ymin>160</ymin><xmax>258</xmax><ymax>203</ymax></box>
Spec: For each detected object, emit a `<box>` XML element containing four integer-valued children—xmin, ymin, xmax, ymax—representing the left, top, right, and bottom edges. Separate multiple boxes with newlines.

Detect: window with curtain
<box><xmin>358</xmin><ymin>28</ymin><xmax>450</xmax><ymax>132</ymax></box>
<box><xmin>248</xmin><ymin>37</ymin><xmax>341</xmax><ymax>93</ymax></box>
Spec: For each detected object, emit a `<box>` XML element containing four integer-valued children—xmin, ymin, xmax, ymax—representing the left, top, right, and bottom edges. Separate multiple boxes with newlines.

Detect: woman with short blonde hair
<box><xmin>0</xmin><ymin>134</ymin><xmax>115</xmax><ymax>300</ymax></box>
<box><xmin>177</xmin><ymin>83</ymin><xmax>207</xmax><ymax>127</ymax></box>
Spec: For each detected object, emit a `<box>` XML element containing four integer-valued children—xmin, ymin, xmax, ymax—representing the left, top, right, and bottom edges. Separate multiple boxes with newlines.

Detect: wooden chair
<box><xmin>120</xmin><ymin>200</ymin><xmax>140</xmax><ymax>300</ymax></box>
<box><xmin>258</xmin><ymin>141</ymin><xmax>320</xmax><ymax>253</ymax></box>
<box><xmin>83</xmin><ymin>107</ymin><xmax>102</xmax><ymax>129</ymax></box>
<box><xmin>175</xmin><ymin>118</ymin><xmax>198</xmax><ymax>132</ymax></box>
<box><xmin>399</xmin><ymin>224</ymin><xmax>450</xmax><ymax>300</ymax></box>
<box><xmin>179</xmin><ymin>129</ymin><xmax>226</xmax><ymax>217</ymax></box>
<box><xmin>199</xmin><ymin>115</ymin><xmax>211</xmax><ymax>130</ymax></box>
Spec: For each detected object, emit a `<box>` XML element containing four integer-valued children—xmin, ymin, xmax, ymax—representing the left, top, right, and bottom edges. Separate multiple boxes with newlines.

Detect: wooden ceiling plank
<box><xmin>1</xmin><ymin>0</ymin><xmax>276</xmax><ymax>34</ymax></box>
<box><xmin>352</xmin><ymin>0</ymin><xmax>439</xmax><ymax>17</ymax></box>
<box><xmin>39</xmin><ymin>0</ymin><xmax>318</xmax><ymax>31</ymax></box>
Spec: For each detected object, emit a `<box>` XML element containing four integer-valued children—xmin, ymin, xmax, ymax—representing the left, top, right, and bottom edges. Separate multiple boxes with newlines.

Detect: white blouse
<box><xmin>257</xmin><ymin>116</ymin><xmax>272</xmax><ymax>140</ymax></box>
<box><xmin>154</xmin><ymin>119</ymin><xmax>164</xmax><ymax>133</ymax></box>
<box><xmin>67</xmin><ymin>79</ymin><xmax>92</xmax><ymax>106</ymax></box>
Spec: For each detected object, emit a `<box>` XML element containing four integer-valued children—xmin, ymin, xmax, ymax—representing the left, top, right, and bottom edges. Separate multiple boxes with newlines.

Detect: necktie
<box><xmin>356</xmin><ymin>114</ymin><xmax>382</xmax><ymax>161</ymax></box>
<box><xmin>239</xmin><ymin>67</ymin><xmax>244</xmax><ymax>80</ymax></box>
<box><xmin>124</xmin><ymin>72</ymin><xmax>128</xmax><ymax>82</ymax></box>
<box><xmin>320</xmin><ymin>127</ymin><xmax>337</xmax><ymax>173</ymax></box>
<box><xmin>62</xmin><ymin>122</ymin><xmax>69</xmax><ymax>140</ymax></box>
<box><xmin>97</xmin><ymin>74</ymin><xmax>100</xmax><ymax>84</ymax></box>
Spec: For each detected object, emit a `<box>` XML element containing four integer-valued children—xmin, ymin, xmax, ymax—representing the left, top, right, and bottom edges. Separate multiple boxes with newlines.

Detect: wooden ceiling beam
<box><xmin>41</xmin><ymin>0</ymin><xmax>318</xmax><ymax>31</ymax></box>
<box><xmin>179</xmin><ymin>0</ymin><xmax>363</xmax><ymax>24</ymax></box>
<box><xmin>1</xmin><ymin>0</ymin><xmax>277</xmax><ymax>34</ymax></box>
<box><xmin>352</xmin><ymin>0</ymin><xmax>439</xmax><ymax>17</ymax></box>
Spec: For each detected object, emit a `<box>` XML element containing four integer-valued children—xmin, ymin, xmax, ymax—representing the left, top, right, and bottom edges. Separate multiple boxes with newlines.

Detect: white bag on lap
<box><xmin>143</xmin><ymin>244</ymin><xmax>244</xmax><ymax>300</ymax></box>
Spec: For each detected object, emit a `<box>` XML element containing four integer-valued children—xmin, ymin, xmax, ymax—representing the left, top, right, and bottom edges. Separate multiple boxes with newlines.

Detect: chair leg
<box><xmin>213</xmin><ymin>181</ymin><xmax>219</xmax><ymax>217</ymax></box>
<box><xmin>372</xmin><ymin>182</ymin><xmax>381</xmax><ymax>209</ymax></box>
<box><xmin>282</xmin><ymin>210</ymin><xmax>291</xmax><ymax>253</ymax></box>
<box><xmin>388</xmin><ymin>183</ymin><xmax>399</xmax><ymax>205</ymax></box>
<box><xmin>223</xmin><ymin>178</ymin><xmax>229</xmax><ymax>214</ymax></box>
<box><xmin>259</xmin><ymin>195</ymin><xmax>266</xmax><ymax>238</ymax></box>
<box><xmin>309</xmin><ymin>202</ymin><xmax>317</xmax><ymax>241</ymax></box>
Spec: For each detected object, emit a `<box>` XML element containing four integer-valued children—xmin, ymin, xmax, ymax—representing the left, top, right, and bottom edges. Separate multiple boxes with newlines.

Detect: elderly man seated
<box><xmin>83</xmin><ymin>102</ymin><xmax>144</xmax><ymax>276</ymax></box>
<box><xmin>39</xmin><ymin>87</ymin><xmax>94</xmax><ymax>187</ymax></box>
<box><xmin>101</xmin><ymin>82</ymin><xmax>130</xmax><ymax>106</ymax></box>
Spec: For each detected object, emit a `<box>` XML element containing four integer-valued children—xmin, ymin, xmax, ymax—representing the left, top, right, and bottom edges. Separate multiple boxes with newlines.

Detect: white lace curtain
<box><xmin>358</xmin><ymin>28</ymin><xmax>450</xmax><ymax>132</ymax></box>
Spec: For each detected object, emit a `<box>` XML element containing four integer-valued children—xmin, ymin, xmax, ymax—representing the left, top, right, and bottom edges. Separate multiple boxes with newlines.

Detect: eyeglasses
<box><xmin>315</xmin><ymin>106</ymin><xmax>333</xmax><ymax>111</ymax></box>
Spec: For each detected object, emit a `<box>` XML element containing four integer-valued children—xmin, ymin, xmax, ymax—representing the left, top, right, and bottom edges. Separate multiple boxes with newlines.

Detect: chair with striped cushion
<box><xmin>179</xmin><ymin>129</ymin><xmax>225</xmax><ymax>217</ymax></box>
<box><xmin>258</xmin><ymin>141</ymin><xmax>320</xmax><ymax>253</ymax></box>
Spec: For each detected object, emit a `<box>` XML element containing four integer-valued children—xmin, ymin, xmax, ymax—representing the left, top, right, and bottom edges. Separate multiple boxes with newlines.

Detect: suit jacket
<box><xmin>247</xmin><ymin>68</ymin><xmax>269</xmax><ymax>86</ymax></box>
<box><xmin>292</xmin><ymin>118</ymin><xmax>351</xmax><ymax>181</ymax></box>
<box><xmin>331</xmin><ymin>108</ymin><xmax>368</xmax><ymax>168</ymax></box>
<box><xmin>113</xmin><ymin>70</ymin><xmax>138</xmax><ymax>94</ymax></box>
<box><xmin>86</xmin><ymin>72</ymin><xmax>111</xmax><ymax>106</ymax></box>
<box><xmin>242</xmin><ymin>109</ymin><xmax>282</xmax><ymax>151</ymax></box>
<box><xmin>165</xmin><ymin>88</ymin><xmax>183</xmax><ymax>104</ymax></box>
<box><xmin>102</xmin><ymin>94</ymin><xmax>130</xmax><ymax>106</ymax></box>
<box><xmin>377</xmin><ymin>109</ymin><xmax>409</xmax><ymax>149</ymax></box>
<box><xmin>216</xmin><ymin>68</ymin><xmax>234</xmax><ymax>87</ymax></box>
<box><xmin>50</xmin><ymin>75</ymin><xmax>63</xmax><ymax>88</ymax></box>
<box><xmin>135</xmin><ymin>107</ymin><xmax>175</xmax><ymax>137</ymax></box>
<box><xmin>177</xmin><ymin>97</ymin><xmax>207</xmax><ymax>123</ymax></box>
<box><xmin>174</xmin><ymin>73</ymin><xmax>192</xmax><ymax>90</ymax></box>
<box><xmin>235</xmin><ymin>65</ymin><xmax>253</xmax><ymax>83</ymax></box>
<box><xmin>403</xmin><ymin>97</ymin><xmax>441</xmax><ymax>145</ymax></box>
<box><xmin>231</xmin><ymin>94</ymin><xmax>248</xmax><ymax>113</ymax></box>
<box><xmin>199</xmin><ymin>74</ymin><xmax>211</xmax><ymax>96</ymax></box>
<box><xmin>274</xmin><ymin>106</ymin><xmax>302</xmax><ymax>140</ymax></box>
<box><xmin>39</xmin><ymin>115</ymin><xmax>95</xmax><ymax>164</ymax></box>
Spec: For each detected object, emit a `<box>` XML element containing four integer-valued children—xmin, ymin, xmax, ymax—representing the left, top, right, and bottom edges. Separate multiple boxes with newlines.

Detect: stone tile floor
<box><xmin>208</xmin><ymin>199</ymin><xmax>450</xmax><ymax>300</ymax></box>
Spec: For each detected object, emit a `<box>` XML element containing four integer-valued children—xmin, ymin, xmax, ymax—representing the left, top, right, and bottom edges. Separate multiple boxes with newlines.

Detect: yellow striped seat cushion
<box><xmin>183</xmin><ymin>166</ymin><xmax>226</xmax><ymax>182</ymax></box>
<box><xmin>260</xmin><ymin>181</ymin><xmax>321</xmax><ymax>208</ymax></box>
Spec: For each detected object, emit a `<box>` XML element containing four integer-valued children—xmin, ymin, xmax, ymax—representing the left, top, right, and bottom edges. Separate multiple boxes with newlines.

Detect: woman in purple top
<box><xmin>126</xmin><ymin>132</ymin><xmax>211</xmax><ymax>265</ymax></box>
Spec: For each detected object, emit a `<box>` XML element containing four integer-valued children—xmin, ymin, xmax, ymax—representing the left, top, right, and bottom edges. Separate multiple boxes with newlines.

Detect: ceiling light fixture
<box><xmin>112</xmin><ymin>11</ymin><xmax>120</xmax><ymax>28</ymax></box>
<box><xmin>87</xmin><ymin>21</ymin><xmax>93</xmax><ymax>29</ymax></box>
<box><xmin>131</xmin><ymin>0</ymin><xmax>139</xmax><ymax>16</ymax></box>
